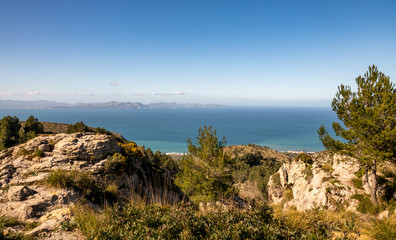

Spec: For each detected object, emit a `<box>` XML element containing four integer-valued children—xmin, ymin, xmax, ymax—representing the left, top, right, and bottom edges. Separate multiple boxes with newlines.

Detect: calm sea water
<box><xmin>0</xmin><ymin>107</ymin><xmax>338</xmax><ymax>153</ymax></box>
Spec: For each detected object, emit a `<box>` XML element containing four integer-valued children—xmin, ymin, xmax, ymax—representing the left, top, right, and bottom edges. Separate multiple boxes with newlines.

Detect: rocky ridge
<box><xmin>267</xmin><ymin>151</ymin><xmax>396</xmax><ymax>214</ymax></box>
<box><xmin>0</xmin><ymin>132</ymin><xmax>181</xmax><ymax>239</ymax></box>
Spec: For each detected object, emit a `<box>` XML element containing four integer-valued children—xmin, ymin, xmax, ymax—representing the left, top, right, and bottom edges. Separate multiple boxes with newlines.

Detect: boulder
<box><xmin>8</xmin><ymin>185</ymin><xmax>37</xmax><ymax>201</ymax></box>
<box><xmin>53</xmin><ymin>133</ymin><xmax>121</xmax><ymax>160</ymax></box>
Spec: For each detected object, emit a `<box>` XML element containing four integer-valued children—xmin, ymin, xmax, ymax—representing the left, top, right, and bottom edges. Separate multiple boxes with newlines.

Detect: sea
<box><xmin>0</xmin><ymin>107</ymin><xmax>338</xmax><ymax>153</ymax></box>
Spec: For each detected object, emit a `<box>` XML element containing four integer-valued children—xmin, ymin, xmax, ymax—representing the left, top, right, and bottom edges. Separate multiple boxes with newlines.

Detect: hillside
<box><xmin>0</xmin><ymin>131</ymin><xmax>394</xmax><ymax>239</ymax></box>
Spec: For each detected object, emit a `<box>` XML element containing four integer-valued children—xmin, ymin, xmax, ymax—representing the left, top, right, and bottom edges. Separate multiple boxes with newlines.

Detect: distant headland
<box><xmin>0</xmin><ymin>100</ymin><xmax>229</xmax><ymax>110</ymax></box>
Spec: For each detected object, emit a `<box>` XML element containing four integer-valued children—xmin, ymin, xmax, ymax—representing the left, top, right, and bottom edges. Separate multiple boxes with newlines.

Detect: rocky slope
<box><xmin>267</xmin><ymin>151</ymin><xmax>396</xmax><ymax>214</ymax></box>
<box><xmin>0</xmin><ymin>133</ymin><xmax>181</xmax><ymax>239</ymax></box>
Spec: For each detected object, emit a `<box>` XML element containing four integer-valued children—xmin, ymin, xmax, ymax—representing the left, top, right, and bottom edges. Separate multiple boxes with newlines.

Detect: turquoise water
<box><xmin>0</xmin><ymin>107</ymin><xmax>338</xmax><ymax>153</ymax></box>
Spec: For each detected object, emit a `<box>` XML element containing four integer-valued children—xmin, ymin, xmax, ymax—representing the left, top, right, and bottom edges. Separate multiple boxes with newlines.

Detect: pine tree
<box><xmin>23</xmin><ymin>115</ymin><xmax>44</xmax><ymax>140</ymax></box>
<box><xmin>318</xmin><ymin>65</ymin><xmax>396</xmax><ymax>204</ymax></box>
<box><xmin>0</xmin><ymin>116</ymin><xmax>21</xmax><ymax>150</ymax></box>
<box><xmin>175</xmin><ymin>126</ymin><xmax>234</xmax><ymax>202</ymax></box>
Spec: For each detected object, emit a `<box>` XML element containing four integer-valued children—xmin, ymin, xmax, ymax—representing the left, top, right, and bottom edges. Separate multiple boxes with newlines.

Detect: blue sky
<box><xmin>0</xmin><ymin>0</ymin><xmax>395</xmax><ymax>106</ymax></box>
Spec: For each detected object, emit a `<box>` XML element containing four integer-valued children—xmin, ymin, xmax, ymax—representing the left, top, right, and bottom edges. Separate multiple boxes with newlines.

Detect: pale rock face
<box><xmin>7</xmin><ymin>185</ymin><xmax>37</xmax><ymax>201</ymax></box>
<box><xmin>0</xmin><ymin>133</ymin><xmax>123</xmax><ymax>238</ymax></box>
<box><xmin>0</xmin><ymin>132</ymin><xmax>181</xmax><ymax>238</ymax></box>
<box><xmin>268</xmin><ymin>152</ymin><xmax>365</xmax><ymax>211</ymax></box>
<box><xmin>53</xmin><ymin>133</ymin><xmax>122</xmax><ymax>160</ymax></box>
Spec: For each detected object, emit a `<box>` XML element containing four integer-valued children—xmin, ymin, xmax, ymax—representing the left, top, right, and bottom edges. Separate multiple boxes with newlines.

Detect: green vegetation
<box><xmin>351</xmin><ymin>194</ymin><xmax>381</xmax><ymax>214</ymax></box>
<box><xmin>22</xmin><ymin>116</ymin><xmax>44</xmax><ymax>141</ymax></box>
<box><xmin>67</xmin><ymin>121</ymin><xmax>90</xmax><ymax>133</ymax></box>
<box><xmin>232</xmin><ymin>151</ymin><xmax>281</xmax><ymax>200</ymax></box>
<box><xmin>318</xmin><ymin>65</ymin><xmax>396</xmax><ymax>204</ymax></box>
<box><xmin>352</xmin><ymin>177</ymin><xmax>363</xmax><ymax>189</ymax></box>
<box><xmin>44</xmin><ymin>169</ymin><xmax>103</xmax><ymax>203</ymax></box>
<box><xmin>146</xmin><ymin>148</ymin><xmax>179</xmax><ymax>174</ymax></box>
<box><xmin>72</xmin><ymin>203</ymin><xmax>330</xmax><ymax>240</ymax></box>
<box><xmin>0</xmin><ymin>115</ymin><xmax>47</xmax><ymax>150</ymax></box>
<box><xmin>175</xmin><ymin>126</ymin><xmax>234</xmax><ymax>203</ymax></box>
<box><xmin>296</xmin><ymin>152</ymin><xmax>313</xmax><ymax>165</ymax></box>
<box><xmin>320</xmin><ymin>163</ymin><xmax>334</xmax><ymax>173</ymax></box>
<box><xmin>0</xmin><ymin>215</ymin><xmax>35</xmax><ymax>240</ymax></box>
<box><xmin>303</xmin><ymin>164</ymin><xmax>313</xmax><ymax>182</ymax></box>
<box><xmin>0</xmin><ymin>116</ymin><xmax>21</xmax><ymax>150</ymax></box>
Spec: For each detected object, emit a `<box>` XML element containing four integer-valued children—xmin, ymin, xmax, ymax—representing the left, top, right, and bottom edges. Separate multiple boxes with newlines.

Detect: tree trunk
<box><xmin>365</xmin><ymin>163</ymin><xmax>378</xmax><ymax>204</ymax></box>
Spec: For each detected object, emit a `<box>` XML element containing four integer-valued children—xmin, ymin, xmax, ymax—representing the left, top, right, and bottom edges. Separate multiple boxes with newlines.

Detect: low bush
<box><xmin>351</xmin><ymin>194</ymin><xmax>381</xmax><ymax>215</ymax></box>
<box><xmin>296</xmin><ymin>153</ymin><xmax>313</xmax><ymax>165</ymax></box>
<box><xmin>45</xmin><ymin>169</ymin><xmax>102</xmax><ymax>203</ymax></box>
<box><xmin>366</xmin><ymin>214</ymin><xmax>396</xmax><ymax>240</ymax></box>
<box><xmin>352</xmin><ymin>177</ymin><xmax>363</xmax><ymax>189</ymax></box>
<box><xmin>320</xmin><ymin>163</ymin><xmax>334</xmax><ymax>172</ymax></box>
<box><xmin>67</xmin><ymin>121</ymin><xmax>90</xmax><ymax>134</ymax></box>
<box><xmin>33</xmin><ymin>148</ymin><xmax>44</xmax><ymax>158</ymax></box>
<box><xmin>73</xmin><ymin>203</ymin><xmax>333</xmax><ymax>239</ymax></box>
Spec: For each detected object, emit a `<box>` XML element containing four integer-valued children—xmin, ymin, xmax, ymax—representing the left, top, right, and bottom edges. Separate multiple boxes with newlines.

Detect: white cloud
<box><xmin>154</xmin><ymin>91</ymin><xmax>189</xmax><ymax>96</ymax></box>
<box><xmin>109</xmin><ymin>80</ymin><xmax>119</xmax><ymax>86</ymax></box>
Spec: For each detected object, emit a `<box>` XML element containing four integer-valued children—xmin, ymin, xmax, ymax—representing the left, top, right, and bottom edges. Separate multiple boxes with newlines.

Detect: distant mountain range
<box><xmin>0</xmin><ymin>100</ymin><xmax>228</xmax><ymax>109</ymax></box>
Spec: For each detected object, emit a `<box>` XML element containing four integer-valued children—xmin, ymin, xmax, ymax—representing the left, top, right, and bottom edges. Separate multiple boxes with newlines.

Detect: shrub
<box><xmin>33</xmin><ymin>148</ymin><xmax>45</xmax><ymax>158</ymax></box>
<box><xmin>73</xmin><ymin>203</ymin><xmax>311</xmax><ymax>240</ymax></box>
<box><xmin>104</xmin><ymin>184</ymin><xmax>119</xmax><ymax>204</ymax></box>
<box><xmin>284</xmin><ymin>188</ymin><xmax>293</xmax><ymax>201</ymax></box>
<box><xmin>296</xmin><ymin>152</ymin><xmax>313</xmax><ymax>165</ymax></box>
<box><xmin>351</xmin><ymin>194</ymin><xmax>381</xmax><ymax>214</ymax></box>
<box><xmin>352</xmin><ymin>178</ymin><xmax>363</xmax><ymax>189</ymax></box>
<box><xmin>67</xmin><ymin>121</ymin><xmax>90</xmax><ymax>134</ymax></box>
<box><xmin>320</xmin><ymin>164</ymin><xmax>333</xmax><ymax>172</ymax></box>
<box><xmin>95</xmin><ymin>127</ymin><xmax>112</xmax><ymax>135</ymax></box>
<box><xmin>272</xmin><ymin>172</ymin><xmax>282</xmax><ymax>187</ymax></box>
<box><xmin>367</xmin><ymin>214</ymin><xmax>396</xmax><ymax>240</ymax></box>
<box><xmin>303</xmin><ymin>164</ymin><xmax>313</xmax><ymax>182</ymax></box>
<box><xmin>45</xmin><ymin>169</ymin><xmax>102</xmax><ymax>203</ymax></box>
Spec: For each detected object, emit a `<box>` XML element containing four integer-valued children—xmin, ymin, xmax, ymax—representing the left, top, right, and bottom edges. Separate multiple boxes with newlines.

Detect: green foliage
<box><xmin>318</xmin><ymin>65</ymin><xmax>396</xmax><ymax>203</ymax></box>
<box><xmin>104</xmin><ymin>184</ymin><xmax>119</xmax><ymax>204</ymax></box>
<box><xmin>24</xmin><ymin>116</ymin><xmax>44</xmax><ymax>135</ymax></box>
<box><xmin>354</xmin><ymin>167</ymin><xmax>365</xmax><ymax>178</ymax></box>
<box><xmin>67</xmin><ymin>121</ymin><xmax>90</xmax><ymax>133</ymax></box>
<box><xmin>175</xmin><ymin>126</ymin><xmax>234</xmax><ymax>203</ymax></box>
<box><xmin>232</xmin><ymin>152</ymin><xmax>281</xmax><ymax>200</ymax></box>
<box><xmin>95</xmin><ymin>127</ymin><xmax>112</xmax><ymax>135</ymax></box>
<box><xmin>272</xmin><ymin>172</ymin><xmax>282</xmax><ymax>187</ymax></box>
<box><xmin>303</xmin><ymin>164</ymin><xmax>313</xmax><ymax>182</ymax></box>
<box><xmin>368</xmin><ymin>215</ymin><xmax>396</xmax><ymax>240</ymax></box>
<box><xmin>351</xmin><ymin>194</ymin><xmax>380</xmax><ymax>214</ymax></box>
<box><xmin>320</xmin><ymin>164</ymin><xmax>334</xmax><ymax>172</ymax></box>
<box><xmin>146</xmin><ymin>147</ymin><xmax>179</xmax><ymax>173</ymax></box>
<box><xmin>74</xmin><ymin>203</ymin><xmax>335</xmax><ymax>240</ymax></box>
<box><xmin>0</xmin><ymin>116</ymin><xmax>21</xmax><ymax>150</ymax></box>
<box><xmin>381</xmin><ymin>170</ymin><xmax>396</xmax><ymax>204</ymax></box>
<box><xmin>296</xmin><ymin>152</ymin><xmax>313</xmax><ymax>165</ymax></box>
<box><xmin>45</xmin><ymin>169</ymin><xmax>102</xmax><ymax>203</ymax></box>
<box><xmin>284</xmin><ymin>188</ymin><xmax>293</xmax><ymax>201</ymax></box>
<box><xmin>33</xmin><ymin>148</ymin><xmax>44</xmax><ymax>158</ymax></box>
<box><xmin>352</xmin><ymin>178</ymin><xmax>363</xmax><ymax>189</ymax></box>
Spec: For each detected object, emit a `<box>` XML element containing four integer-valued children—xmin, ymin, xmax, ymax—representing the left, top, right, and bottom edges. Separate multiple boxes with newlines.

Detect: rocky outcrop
<box><xmin>0</xmin><ymin>132</ymin><xmax>183</xmax><ymax>239</ymax></box>
<box><xmin>268</xmin><ymin>152</ymin><xmax>361</xmax><ymax>211</ymax></box>
<box><xmin>268</xmin><ymin>151</ymin><xmax>396</xmax><ymax>212</ymax></box>
<box><xmin>0</xmin><ymin>133</ymin><xmax>123</xmax><ymax>239</ymax></box>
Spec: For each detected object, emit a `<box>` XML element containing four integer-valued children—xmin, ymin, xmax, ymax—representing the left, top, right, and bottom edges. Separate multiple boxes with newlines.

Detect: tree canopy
<box><xmin>0</xmin><ymin>116</ymin><xmax>21</xmax><ymax>150</ymax></box>
<box><xmin>175</xmin><ymin>126</ymin><xmax>234</xmax><ymax>203</ymax></box>
<box><xmin>318</xmin><ymin>65</ymin><xmax>395</xmax><ymax>203</ymax></box>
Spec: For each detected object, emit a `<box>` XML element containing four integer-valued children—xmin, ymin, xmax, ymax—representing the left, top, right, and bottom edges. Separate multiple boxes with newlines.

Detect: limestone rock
<box><xmin>53</xmin><ymin>133</ymin><xmax>121</xmax><ymax>160</ymax></box>
<box><xmin>7</xmin><ymin>185</ymin><xmax>37</xmax><ymax>201</ymax></box>
<box><xmin>267</xmin><ymin>152</ymin><xmax>367</xmax><ymax>211</ymax></box>
<box><xmin>377</xmin><ymin>210</ymin><xmax>389</xmax><ymax>220</ymax></box>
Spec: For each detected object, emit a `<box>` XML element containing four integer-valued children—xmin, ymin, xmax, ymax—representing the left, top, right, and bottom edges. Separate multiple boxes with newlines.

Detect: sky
<box><xmin>0</xmin><ymin>0</ymin><xmax>395</xmax><ymax>106</ymax></box>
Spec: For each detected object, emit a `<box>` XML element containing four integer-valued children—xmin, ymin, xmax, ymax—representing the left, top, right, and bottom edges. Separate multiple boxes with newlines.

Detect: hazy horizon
<box><xmin>1</xmin><ymin>1</ymin><xmax>395</xmax><ymax>106</ymax></box>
